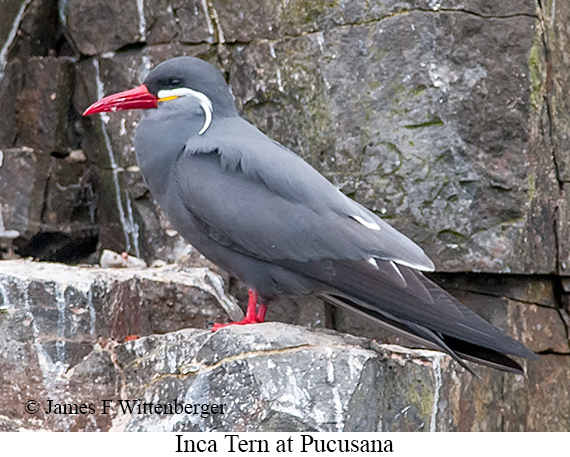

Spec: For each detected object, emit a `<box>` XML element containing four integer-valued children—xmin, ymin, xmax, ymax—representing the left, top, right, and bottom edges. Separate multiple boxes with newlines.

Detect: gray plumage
<box><xmin>120</xmin><ymin>57</ymin><xmax>536</xmax><ymax>374</ymax></box>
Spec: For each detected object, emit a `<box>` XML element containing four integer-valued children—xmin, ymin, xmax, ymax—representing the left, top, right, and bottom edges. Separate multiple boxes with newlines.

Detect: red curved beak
<box><xmin>83</xmin><ymin>84</ymin><xmax>158</xmax><ymax>116</ymax></box>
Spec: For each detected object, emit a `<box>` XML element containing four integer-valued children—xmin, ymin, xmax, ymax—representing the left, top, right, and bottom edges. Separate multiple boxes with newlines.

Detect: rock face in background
<box><xmin>3</xmin><ymin>0</ymin><xmax>560</xmax><ymax>273</ymax></box>
<box><xmin>0</xmin><ymin>0</ymin><xmax>569</xmax><ymax>431</ymax></box>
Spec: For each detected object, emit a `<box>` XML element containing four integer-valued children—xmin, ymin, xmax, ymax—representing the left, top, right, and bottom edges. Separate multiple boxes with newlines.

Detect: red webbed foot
<box><xmin>211</xmin><ymin>289</ymin><xmax>267</xmax><ymax>332</ymax></box>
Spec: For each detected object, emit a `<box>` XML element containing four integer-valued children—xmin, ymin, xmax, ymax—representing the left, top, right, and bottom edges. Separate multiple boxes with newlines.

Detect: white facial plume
<box><xmin>157</xmin><ymin>87</ymin><xmax>213</xmax><ymax>135</ymax></box>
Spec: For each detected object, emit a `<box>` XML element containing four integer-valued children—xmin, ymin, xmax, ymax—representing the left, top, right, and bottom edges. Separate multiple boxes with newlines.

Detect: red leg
<box><xmin>211</xmin><ymin>289</ymin><xmax>267</xmax><ymax>332</ymax></box>
<box><xmin>244</xmin><ymin>289</ymin><xmax>259</xmax><ymax>321</ymax></box>
<box><xmin>256</xmin><ymin>303</ymin><xmax>267</xmax><ymax>322</ymax></box>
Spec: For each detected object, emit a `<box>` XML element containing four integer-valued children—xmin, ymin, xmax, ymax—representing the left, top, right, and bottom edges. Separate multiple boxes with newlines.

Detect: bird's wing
<box><xmin>177</xmin><ymin>118</ymin><xmax>536</xmax><ymax>371</ymax></box>
<box><xmin>179</xmin><ymin>118</ymin><xmax>434</xmax><ymax>270</ymax></box>
<box><xmin>290</xmin><ymin>258</ymin><xmax>536</xmax><ymax>360</ymax></box>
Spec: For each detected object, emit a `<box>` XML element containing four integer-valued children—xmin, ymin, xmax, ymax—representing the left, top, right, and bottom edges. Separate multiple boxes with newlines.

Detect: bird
<box><xmin>84</xmin><ymin>56</ymin><xmax>537</xmax><ymax>375</ymax></box>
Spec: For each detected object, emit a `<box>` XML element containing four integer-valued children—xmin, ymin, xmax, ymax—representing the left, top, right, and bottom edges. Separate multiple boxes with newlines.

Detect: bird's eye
<box><xmin>169</xmin><ymin>79</ymin><xmax>181</xmax><ymax>87</ymax></box>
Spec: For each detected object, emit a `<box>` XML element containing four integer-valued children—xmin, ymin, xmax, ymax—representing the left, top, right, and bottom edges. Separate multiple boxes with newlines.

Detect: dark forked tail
<box><xmin>320</xmin><ymin>293</ymin><xmax>530</xmax><ymax>375</ymax></box>
<box><xmin>279</xmin><ymin>257</ymin><xmax>537</xmax><ymax>374</ymax></box>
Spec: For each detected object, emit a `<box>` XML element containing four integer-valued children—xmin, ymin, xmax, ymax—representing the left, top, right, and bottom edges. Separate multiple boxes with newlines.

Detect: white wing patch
<box><xmin>351</xmin><ymin>215</ymin><xmax>381</xmax><ymax>231</ymax></box>
<box><xmin>393</xmin><ymin>258</ymin><xmax>436</xmax><ymax>272</ymax></box>
<box><xmin>157</xmin><ymin>87</ymin><xmax>213</xmax><ymax>135</ymax></box>
<box><xmin>389</xmin><ymin>261</ymin><xmax>406</xmax><ymax>283</ymax></box>
<box><xmin>367</xmin><ymin>257</ymin><xmax>379</xmax><ymax>269</ymax></box>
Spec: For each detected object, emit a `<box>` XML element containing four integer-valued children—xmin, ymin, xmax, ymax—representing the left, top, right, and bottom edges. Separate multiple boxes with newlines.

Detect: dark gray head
<box><xmin>83</xmin><ymin>56</ymin><xmax>239</xmax><ymax>133</ymax></box>
<box><xmin>144</xmin><ymin>56</ymin><xmax>238</xmax><ymax>122</ymax></box>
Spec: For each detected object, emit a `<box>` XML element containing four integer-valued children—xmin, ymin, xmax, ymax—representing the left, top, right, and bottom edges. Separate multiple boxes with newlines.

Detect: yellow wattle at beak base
<box><xmin>158</xmin><ymin>95</ymin><xmax>180</xmax><ymax>102</ymax></box>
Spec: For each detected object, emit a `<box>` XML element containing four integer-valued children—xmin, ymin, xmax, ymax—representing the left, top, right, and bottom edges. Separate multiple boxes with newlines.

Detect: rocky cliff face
<box><xmin>0</xmin><ymin>260</ymin><xmax>567</xmax><ymax>432</ymax></box>
<box><xmin>0</xmin><ymin>0</ymin><xmax>569</xmax><ymax>431</ymax></box>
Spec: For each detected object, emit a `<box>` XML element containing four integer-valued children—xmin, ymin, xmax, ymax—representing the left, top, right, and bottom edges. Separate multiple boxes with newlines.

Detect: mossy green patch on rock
<box><xmin>405</xmin><ymin>116</ymin><xmax>444</xmax><ymax>129</ymax></box>
<box><xmin>405</xmin><ymin>375</ymin><xmax>436</xmax><ymax>421</ymax></box>
<box><xmin>279</xmin><ymin>0</ymin><xmax>341</xmax><ymax>32</ymax></box>
<box><xmin>528</xmin><ymin>173</ymin><xmax>536</xmax><ymax>201</ymax></box>
<box><xmin>528</xmin><ymin>28</ymin><xmax>545</xmax><ymax>113</ymax></box>
<box><xmin>412</xmin><ymin>84</ymin><xmax>427</xmax><ymax>97</ymax></box>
